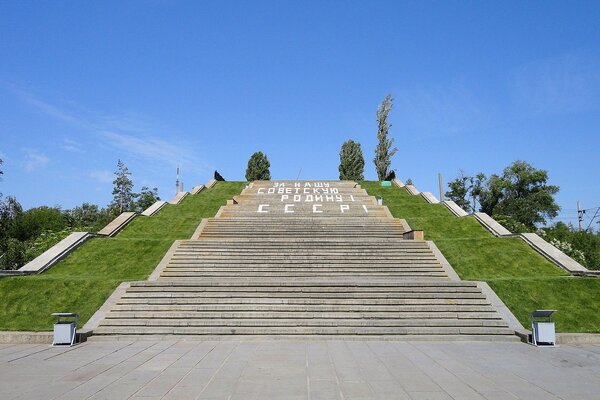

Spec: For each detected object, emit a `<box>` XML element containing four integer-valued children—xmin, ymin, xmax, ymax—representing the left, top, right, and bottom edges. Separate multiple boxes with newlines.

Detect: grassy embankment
<box><xmin>362</xmin><ymin>181</ymin><xmax>600</xmax><ymax>333</ymax></box>
<box><xmin>0</xmin><ymin>182</ymin><xmax>245</xmax><ymax>331</ymax></box>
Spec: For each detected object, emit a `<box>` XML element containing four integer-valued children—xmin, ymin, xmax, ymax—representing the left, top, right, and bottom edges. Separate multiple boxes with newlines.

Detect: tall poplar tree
<box><xmin>373</xmin><ymin>94</ymin><xmax>398</xmax><ymax>180</ymax></box>
<box><xmin>111</xmin><ymin>159</ymin><xmax>135</xmax><ymax>213</ymax></box>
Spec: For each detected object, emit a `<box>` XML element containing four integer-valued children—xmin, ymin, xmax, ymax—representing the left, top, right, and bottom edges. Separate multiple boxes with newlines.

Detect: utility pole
<box><xmin>438</xmin><ymin>173</ymin><xmax>444</xmax><ymax>202</ymax></box>
<box><xmin>577</xmin><ymin>201</ymin><xmax>584</xmax><ymax>231</ymax></box>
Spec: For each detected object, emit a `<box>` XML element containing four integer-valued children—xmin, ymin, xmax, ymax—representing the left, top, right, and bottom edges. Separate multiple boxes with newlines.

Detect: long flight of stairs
<box><xmin>94</xmin><ymin>181</ymin><xmax>516</xmax><ymax>339</ymax></box>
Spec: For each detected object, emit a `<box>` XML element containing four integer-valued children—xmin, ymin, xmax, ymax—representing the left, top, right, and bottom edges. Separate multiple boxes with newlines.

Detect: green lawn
<box><xmin>0</xmin><ymin>182</ymin><xmax>245</xmax><ymax>331</ymax></box>
<box><xmin>362</xmin><ymin>181</ymin><xmax>600</xmax><ymax>333</ymax></box>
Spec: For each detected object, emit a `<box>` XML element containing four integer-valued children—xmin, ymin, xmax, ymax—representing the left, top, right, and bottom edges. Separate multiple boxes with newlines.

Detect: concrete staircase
<box><xmin>94</xmin><ymin>181</ymin><xmax>516</xmax><ymax>339</ymax></box>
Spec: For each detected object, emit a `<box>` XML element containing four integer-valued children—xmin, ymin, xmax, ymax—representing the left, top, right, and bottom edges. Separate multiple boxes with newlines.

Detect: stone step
<box><xmin>93</xmin><ymin>326</ymin><xmax>514</xmax><ymax>336</ymax></box>
<box><xmin>158</xmin><ymin>273</ymin><xmax>449</xmax><ymax>279</ymax></box>
<box><xmin>103</xmin><ymin>310</ymin><xmax>502</xmax><ymax>320</ymax></box>
<box><xmin>164</xmin><ymin>265</ymin><xmax>441</xmax><ymax>270</ymax></box>
<box><xmin>100</xmin><ymin>318</ymin><xmax>508</xmax><ymax>328</ymax></box>
<box><xmin>109</xmin><ymin>304</ymin><xmax>496</xmax><ymax>312</ymax></box>
<box><xmin>116</xmin><ymin>298</ymin><xmax>490</xmax><ymax>306</ymax></box>
<box><xmin>121</xmin><ymin>291</ymin><xmax>486</xmax><ymax>299</ymax></box>
<box><xmin>130</xmin><ymin>280</ymin><xmax>479</xmax><ymax>288</ymax></box>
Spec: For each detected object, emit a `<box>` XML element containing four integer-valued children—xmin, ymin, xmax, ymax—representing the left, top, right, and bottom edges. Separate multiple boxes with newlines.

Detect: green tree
<box><xmin>480</xmin><ymin>161</ymin><xmax>559</xmax><ymax>228</ymax></box>
<box><xmin>446</xmin><ymin>171</ymin><xmax>472</xmax><ymax>212</ymax></box>
<box><xmin>338</xmin><ymin>140</ymin><xmax>365</xmax><ymax>181</ymax></box>
<box><xmin>111</xmin><ymin>159</ymin><xmax>136</xmax><ymax>213</ymax></box>
<box><xmin>245</xmin><ymin>151</ymin><xmax>271</xmax><ymax>181</ymax></box>
<box><xmin>0</xmin><ymin>196</ymin><xmax>24</xmax><ymax>270</ymax></box>
<box><xmin>65</xmin><ymin>203</ymin><xmax>113</xmax><ymax>232</ymax></box>
<box><xmin>11</xmin><ymin>206</ymin><xmax>67</xmax><ymax>242</ymax></box>
<box><xmin>135</xmin><ymin>186</ymin><xmax>160</xmax><ymax>212</ymax></box>
<box><xmin>373</xmin><ymin>94</ymin><xmax>398</xmax><ymax>180</ymax></box>
<box><xmin>541</xmin><ymin>222</ymin><xmax>600</xmax><ymax>269</ymax></box>
<box><xmin>449</xmin><ymin>161</ymin><xmax>560</xmax><ymax>229</ymax></box>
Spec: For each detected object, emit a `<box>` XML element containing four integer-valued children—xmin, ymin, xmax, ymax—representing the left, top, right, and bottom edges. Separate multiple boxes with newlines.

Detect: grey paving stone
<box><xmin>2</xmin><ymin>340</ymin><xmax>600</xmax><ymax>399</ymax></box>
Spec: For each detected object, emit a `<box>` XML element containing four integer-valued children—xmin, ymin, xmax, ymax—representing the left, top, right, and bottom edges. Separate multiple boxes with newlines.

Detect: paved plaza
<box><xmin>1</xmin><ymin>339</ymin><xmax>599</xmax><ymax>399</ymax></box>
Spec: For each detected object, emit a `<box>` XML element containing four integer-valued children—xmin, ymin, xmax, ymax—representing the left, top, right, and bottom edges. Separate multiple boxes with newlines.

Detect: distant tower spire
<box><xmin>175</xmin><ymin>165</ymin><xmax>180</xmax><ymax>194</ymax></box>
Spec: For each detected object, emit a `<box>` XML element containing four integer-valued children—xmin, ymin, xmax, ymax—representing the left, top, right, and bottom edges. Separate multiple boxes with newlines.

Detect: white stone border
<box><xmin>141</xmin><ymin>200</ymin><xmax>167</xmax><ymax>216</ymax></box>
<box><xmin>18</xmin><ymin>232</ymin><xmax>93</xmax><ymax>274</ymax></box>
<box><xmin>519</xmin><ymin>232</ymin><xmax>588</xmax><ymax>273</ymax></box>
<box><xmin>169</xmin><ymin>191</ymin><xmax>189</xmax><ymax>205</ymax></box>
<box><xmin>473</xmin><ymin>212</ymin><xmax>512</xmax><ymax>237</ymax></box>
<box><xmin>476</xmin><ymin>281</ymin><xmax>527</xmax><ymax>338</ymax></box>
<box><xmin>392</xmin><ymin>178</ymin><xmax>405</xmax><ymax>188</ymax></box>
<box><xmin>441</xmin><ymin>200</ymin><xmax>469</xmax><ymax>217</ymax></box>
<box><xmin>190</xmin><ymin>184</ymin><xmax>205</xmax><ymax>194</ymax></box>
<box><xmin>405</xmin><ymin>184</ymin><xmax>420</xmax><ymax>195</ymax></box>
<box><xmin>148</xmin><ymin>240</ymin><xmax>182</xmax><ymax>281</ymax></box>
<box><xmin>191</xmin><ymin>219</ymin><xmax>209</xmax><ymax>239</ymax></box>
<box><xmin>98</xmin><ymin>212</ymin><xmax>138</xmax><ymax>237</ymax></box>
<box><xmin>82</xmin><ymin>282</ymin><xmax>132</xmax><ymax>333</ymax></box>
<box><xmin>420</xmin><ymin>192</ymin><xmax>439</xmax><ymax>204</ymax></box>
<box><xmin>426</xmin><ymin>241</ymin><xmax>461</xmax><ymax>281</ymax></box>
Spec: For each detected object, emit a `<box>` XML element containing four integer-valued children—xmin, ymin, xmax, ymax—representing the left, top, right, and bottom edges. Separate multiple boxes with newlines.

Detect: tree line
<box><xmin>243</xmin><ymin>93</ymin><xmax>398</xmax><ymax>183</ymax></box>
<box><xmin>0</xmin><ymin>159</ymin><xmax>159</xmax><ymax>270</ymax></box>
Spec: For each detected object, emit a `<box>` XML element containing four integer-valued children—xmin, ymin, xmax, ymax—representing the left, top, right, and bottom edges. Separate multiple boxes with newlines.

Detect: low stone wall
<box><xmin>420</xmin><ymin>192</ymin><xmax>439</xmax><ymax>204</ymax></box>
<box><xmin>141</xmin><ymin>200</ymin><xmax>167</xmax><ymax>216</ymax></box>
<box><xmin>169</xmin><ymin>191</ymin><xmax>189</xmax><ymax>205</ymax></box>
<box><xmin>19</xmin><ymin>232</ymin><xmax>92</xmax><ymax>274</ymax></box>
<box><xmin>473</xmin><ymin>212</ymin><xmax>512</xmax><ymax>237</ymax></box>
<box><xmin>441</xmin><ymin>200</ymin><xmax>469</xmax><ymax>217</ymax></box>
<box><xmin>98</xmin><ymin>212</ymin><xmax>137</xmax><ymax>237</ymax></box>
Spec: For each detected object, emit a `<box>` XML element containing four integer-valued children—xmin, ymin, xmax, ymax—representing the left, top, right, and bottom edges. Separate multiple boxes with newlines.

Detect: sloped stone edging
<box><xmin>18</xmin><ymin>232</ymin><xmax>93</xmax><ymax>274</ymax></box>
<box><xmin>98</xmin><ymin>212</ymin><xmax>137</xmax><ymax>237</ymax></box>
<box><xmin>169</xmin><ymin>191</ymin><xmax>189</xmax><ymax>205</ymax></box>
<box><xmin>427</xmin><ymin>241</ymin><xmax>461</xmax><ymax>281</ymax></box>
<box><xmin>82</xmin><ymin>282</ymin><xmax>132</xmax><ymax>333</ymax></box>
<box><xmin>442</xmin><ymin>200</ymin><xmax>469</xmax><ymax>217</ymax></box>
<box><xmin>141</xmin><ymin>200</ymin><xmax>167</xmax><ymax>216</ymax></box>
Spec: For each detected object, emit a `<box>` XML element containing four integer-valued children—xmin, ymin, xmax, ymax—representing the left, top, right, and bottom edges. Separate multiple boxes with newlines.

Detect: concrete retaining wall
<box><xmin>141</xmin><ymin>200</ymin><xmax>167</xmax><ymax>217</ymax></box>
<box><xmin>190</xmin><ymin>184</ymin><xmax>205</xmax><ymax>194</ymax></box>
<box><xmin>442</xmin><ymin>200</ymin><xmax>469</xmax><ymax>217</ymax></box>
<box><xmin>405</xmin><ymin>184</ymin><xmax>420</xmax><ymax>195</ymax></box>
<box><xmin>519</xmin><ymin>232</ymin><xmax>588</xmax><ymax>273</ymax></box>
<box><xmin>98</xmin><ymin>212</ymin><xmax>137</xmax><ymax>237</ymax></box>
<box><xmin>19</xmin><ymin>232</ymin><xmax>92</xmax><ymax>273</ymax></box>
<box><xmin>420</xmin><ymin>192</ymin><xmax>439</xmax><ymax>204</ymax></box>
<box><xmin>169</xmin><ymin>191</ymin><xmax>189</xmax><ymax>205</ymax></box>
<box><xmin>473</xmin><ymin>212</ymin><xmax>512</xmax><ymax>237</ymax></box>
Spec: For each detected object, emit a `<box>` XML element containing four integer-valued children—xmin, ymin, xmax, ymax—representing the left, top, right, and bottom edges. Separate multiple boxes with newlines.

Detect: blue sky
<box><xmin>1</xmin><ymin>1</ymin><xmax>599</xmax><ymax>228</ymax></box>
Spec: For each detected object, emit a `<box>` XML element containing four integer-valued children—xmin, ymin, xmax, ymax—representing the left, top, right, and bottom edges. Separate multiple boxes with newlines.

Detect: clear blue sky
<box><xmin>1</xmin><ymin>1</ymin><xmax>599</xmax><ymax>228</ymax></box>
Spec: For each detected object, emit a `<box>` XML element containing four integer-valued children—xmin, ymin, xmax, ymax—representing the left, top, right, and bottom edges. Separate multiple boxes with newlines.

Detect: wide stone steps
<box><xmin>94</xmin><ymin>180</ymin><xmax>516</xmax><ymax>339</ymax></box>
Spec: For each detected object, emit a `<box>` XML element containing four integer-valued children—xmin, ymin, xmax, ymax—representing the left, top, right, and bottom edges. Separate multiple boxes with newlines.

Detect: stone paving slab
<box><xmin>1</xmin><ymin>339</ymin><xmax>600</xmax><ymax>399</ymax></box>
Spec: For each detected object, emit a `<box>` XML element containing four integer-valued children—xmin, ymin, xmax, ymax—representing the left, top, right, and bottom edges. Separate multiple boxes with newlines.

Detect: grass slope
<box><xmin>0</xmin><ymin>182</ymin><xmax>245</xmax><ymax>331</ymax></box>
<box><xmin>362</xmin><ymin>181</ymin><xmax>600</xmax><ymax>333</ymax></box>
